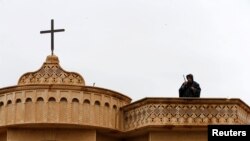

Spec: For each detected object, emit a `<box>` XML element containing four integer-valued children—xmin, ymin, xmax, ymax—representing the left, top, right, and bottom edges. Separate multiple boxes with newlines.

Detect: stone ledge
<box><xmin>123</xmin><ymin>98</ymin><xmax>250</xmax><ymax>131</ymax></box>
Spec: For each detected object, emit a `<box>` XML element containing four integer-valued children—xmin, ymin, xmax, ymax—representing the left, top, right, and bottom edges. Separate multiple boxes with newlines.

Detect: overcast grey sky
<box><xmin>0</xmin><ymin>0</ymin><xmax>250</xmax><ymax>105</ymax></box>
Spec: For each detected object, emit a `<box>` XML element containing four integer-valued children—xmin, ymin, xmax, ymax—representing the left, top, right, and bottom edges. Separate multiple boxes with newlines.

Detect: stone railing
<box><xmin>122</xmin><ymin>98</ymin><xmax>250</xmax><ymax>131</ymax></box>
<box><xmin>0</xmin><ymin>85</ymin><xmax>131</xmax><ymax>131</ymax></box>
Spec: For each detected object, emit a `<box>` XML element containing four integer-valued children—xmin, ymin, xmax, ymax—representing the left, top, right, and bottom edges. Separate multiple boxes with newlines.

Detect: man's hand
<box><xmin>181</xmin><ymin>81</ymin><xmax>188</xmax><ymax>88</ymax></box>
<box><xmin>191</xmin><ymin>87</ymin><xmax>195</xmax><ymax>91</ymax></box>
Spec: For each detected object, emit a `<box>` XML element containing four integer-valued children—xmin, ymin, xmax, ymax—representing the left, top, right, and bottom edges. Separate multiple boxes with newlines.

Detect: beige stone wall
<box><xmin>149</xmin><ymin>131</ymin><xmax>207</xmax><ymax>141</ymax></box>
<box><xmin>7</xmin><ymin>128</ymin><xmax>96</xmax><ymax>141</ymax></box>
<box><xmin>0</xmin><ymin>86</ymin><xmax>130</xmax><ymax>131</ymax></box>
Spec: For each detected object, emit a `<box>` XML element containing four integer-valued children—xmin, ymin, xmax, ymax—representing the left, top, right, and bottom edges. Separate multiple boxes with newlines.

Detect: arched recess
<box><xmin>60</xmin><ymin>97</ymin><xmax>67</xmax><ymax>102</ymax></box>
<box><xmin>36</xmin><ymin>97</ymin><xmax>45</xmax><ymax>122</ymax></box>
<box><xmin>94</xmin><ymin>100</ymin><xmax>101</xmax><ymax>125</ymax></box>
<box><xmin>7</xmin><ymin>100</ymin><xmax>12</xmax><ymax>105</ymax></box>
<box><xmin>16</xmin><ymin>99</ymin><xmax>22</xmax><ymax>104</ymax></box>
<box><xmin>59</xmin><ymin>97</ymin><xmax>68</xmax><ymax>122</ymax></box>
<box><xmin>0</xmin><ymin>101</ymin><xmax>4</xmax><ymax>125</ymax></box>
<box><xmin>25</xmin><ymin>97</ymin><xmax>35</xmax><ymax>122</ymax></box>
<box><xmin>48</xmin><ymin>97</ymin><xmax>58</xmax><ymax>122</ymax></box>
<box><xmin>37</xmin><ymin>97</ymin><xmax>44</xmax><ymax>102</ymax></box>
<box><xmin>25</xmin><ymin>98</ymin><xmax>32</xmax><ymax>102</ymax></box>
<box><xmin>0</xmin><ymin>102</ymin><xmax>4</xmax><ymax>107</ymax></box>
<box><xmin>72</xmin><ymin>98</ymin><xmax>79</xmax><ymax>103</ymax></box>
<box><xmin>71</xmin><ymin>98</ymin><xmax>80</xmax><ymax>123</ymax></box>
<box><xmin>48</xmin><ymin>97</ymin><xmax>56</xmax><ymax>102</ymax></box>
<box><xmin>94</xmin><ymin>101</ymin><xmax>101</xmax><ymax>106</ymax></box>
<box><xmin>103</xmin><ymin>102</ymin><xmax>110</xmax><ymax>127</ymax></box>
<box><xmin>0</xmin><ymin>102</ymin><xmax>3</xmax><ymax>106</ymax></box>
<box><xmin>111</xmin><ymin>105</ymin><xmax>118</xmax><ymax>128</ymax></box>
<box><xmin>82</xmin><ymin>99</ymin><xmax>91</xmax><ymax>124</ymax></box>
<box><xmin>6</xmin><ymin>100</ymin><xmax>14</xmax><ymax>124</ymax></box>
<box><xmin>84</xmin><ymin>99</ymin><xmax>90</xmax><ymax>104</ymax></box>
<box><xmin>15</xmin><ymin>99</ymin><xmax>24</xmax><ymax>123</ymax></box>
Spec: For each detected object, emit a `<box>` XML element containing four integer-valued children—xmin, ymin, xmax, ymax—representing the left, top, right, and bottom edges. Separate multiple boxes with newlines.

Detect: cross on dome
<box><xmin>40</xmin><ymin>19</ymin><xmax>65</xmax><ymax>55</ymax></box>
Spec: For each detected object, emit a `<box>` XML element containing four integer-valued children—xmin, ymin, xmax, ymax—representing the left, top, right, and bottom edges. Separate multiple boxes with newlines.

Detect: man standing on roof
<box><xmin>179</xmin><ymin>74</ymin><xmax>201</xmax><ymax>97</ymax></box>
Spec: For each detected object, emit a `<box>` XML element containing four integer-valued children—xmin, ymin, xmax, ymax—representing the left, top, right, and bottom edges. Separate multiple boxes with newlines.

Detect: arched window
<box><xmin>113</xmin><ymin>105</ymin><xmax>117</xmax><ymax>109</ymax></box>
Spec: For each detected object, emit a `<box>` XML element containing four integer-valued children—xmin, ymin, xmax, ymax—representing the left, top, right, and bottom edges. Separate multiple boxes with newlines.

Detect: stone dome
<box><xmin>18</xmin><ymin>55</ymin><xmax>85</xmax><ymax>86</ymax></box>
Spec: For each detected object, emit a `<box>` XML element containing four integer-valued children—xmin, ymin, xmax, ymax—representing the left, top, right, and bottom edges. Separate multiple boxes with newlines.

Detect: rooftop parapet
<box><xmin>122</xmin><ymin>98</ymin><xmax>250</xmax><ymax>132</ymax></box>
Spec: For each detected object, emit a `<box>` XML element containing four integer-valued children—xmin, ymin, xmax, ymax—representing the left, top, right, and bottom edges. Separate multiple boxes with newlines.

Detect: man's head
<box><xmin>186</xmin><ymin>74</ymin><xmax>193</xmax><ymax>82</ymax></box>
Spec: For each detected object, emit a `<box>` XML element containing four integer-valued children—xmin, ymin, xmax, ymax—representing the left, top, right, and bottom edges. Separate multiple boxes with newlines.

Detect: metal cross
<box><xmin>40</xmin><ymin>19</ymin><xmax>65</xmax><ymax>55</ymax></box>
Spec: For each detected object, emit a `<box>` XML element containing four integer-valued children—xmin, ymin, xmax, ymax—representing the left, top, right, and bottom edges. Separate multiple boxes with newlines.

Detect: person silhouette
<box><xmin>179</xmin><ymin>74</ymin><xmax>201</xmax><ymax>97</ymax></box>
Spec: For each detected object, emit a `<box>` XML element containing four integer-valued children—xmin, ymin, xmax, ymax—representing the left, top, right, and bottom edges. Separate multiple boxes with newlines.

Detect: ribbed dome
<box><xmin>18</xmin><ymin>55</ymin><xmax>85</xmax><ymax>86</ymax></box>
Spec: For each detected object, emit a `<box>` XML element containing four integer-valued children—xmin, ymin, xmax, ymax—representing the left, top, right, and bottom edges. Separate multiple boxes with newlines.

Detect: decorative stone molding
<box><xmin>18</xmin><ymin>55</ymin><xmax>85</xmax><ymax>86</ymax></box>
<box><xmin>122</xmin><ymin>98</ymin><xmax>250</xmax><ymax>131</ymax></box>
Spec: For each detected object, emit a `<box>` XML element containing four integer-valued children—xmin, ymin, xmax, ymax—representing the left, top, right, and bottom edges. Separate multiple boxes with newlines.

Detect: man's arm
<box><xmin>191</xmin><ymin>82</ymin><xmax>201</xmax><ymax>97</ymax></box>
<box><xmin>179</xmin><ymin>82</ymin><xmax>187</xmax><ymax>97</ymax></box>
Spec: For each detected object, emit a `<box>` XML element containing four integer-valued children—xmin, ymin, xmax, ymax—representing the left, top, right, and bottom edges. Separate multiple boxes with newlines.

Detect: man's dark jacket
<box><xmin>179</xmin><ymin>81</ymin><xmax>201</xmax><ymax>97</ymax></box>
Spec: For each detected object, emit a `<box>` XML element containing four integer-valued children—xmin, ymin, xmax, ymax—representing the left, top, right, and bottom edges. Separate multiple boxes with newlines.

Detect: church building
<box><xmin>0</xmin><ymin>20</ymin><xmax>249</xmax><ymax>141</ymax></box>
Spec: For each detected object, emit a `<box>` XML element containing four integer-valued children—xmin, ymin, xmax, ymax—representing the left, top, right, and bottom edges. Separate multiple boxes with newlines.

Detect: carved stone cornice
<box><xmin>18</xmin><ymin>55</ymin><xmax>85</xmax><ymax>86</ymax></box>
